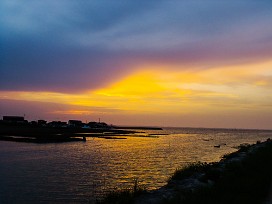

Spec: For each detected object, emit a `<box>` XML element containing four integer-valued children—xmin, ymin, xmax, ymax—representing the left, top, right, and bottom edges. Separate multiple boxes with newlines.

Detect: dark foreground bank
<box><xmin>99</xmin><ymin>139</ymin><xmax>272</xmax><ymax>204</ymax></box>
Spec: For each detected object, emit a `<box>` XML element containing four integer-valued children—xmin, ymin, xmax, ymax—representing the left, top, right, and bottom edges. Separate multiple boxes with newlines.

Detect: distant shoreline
<box><xmin>114</xmin><ymin>126</ymin><xmax>163</xmax><ymax>130</ymax></box>
<box><xmin>0</xmin><ymin>124</ymin><xmax>139</xmax><ymax>143</ymax></box>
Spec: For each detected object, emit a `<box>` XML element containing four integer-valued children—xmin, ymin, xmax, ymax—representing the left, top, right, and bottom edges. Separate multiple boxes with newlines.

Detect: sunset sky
<box><xmin>1</xmin><ymin>1</ymin><xmax>272</xmax><ymax>129</ymax></box>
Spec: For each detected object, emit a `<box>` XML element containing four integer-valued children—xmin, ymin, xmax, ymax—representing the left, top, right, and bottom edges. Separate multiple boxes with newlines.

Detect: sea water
<box><xmin>0</xmin><ymin>128</ymin><xmax>271</xmax><ymax>203</ymax></box>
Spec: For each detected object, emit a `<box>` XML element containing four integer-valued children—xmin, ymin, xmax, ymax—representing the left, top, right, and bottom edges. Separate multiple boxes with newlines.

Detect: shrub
<box><xmin>97</xmin><ymin>179</ymin><xmax>146</xmax><ymax>204</ymax></box>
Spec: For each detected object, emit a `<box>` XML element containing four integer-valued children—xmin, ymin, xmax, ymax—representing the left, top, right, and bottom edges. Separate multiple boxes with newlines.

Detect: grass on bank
<box><xmin>97</xmin><ymin>179</ymin><xmax>147</xmax><ymax>204</ymax></box>
<box><xmin>169</xmin><ymin>143</ymin><xmax>255</xmax><ymax>185</ymax></box>
<box><xmin>169</xmin><ymin>161</ymin><xmax>220</xmax><ymax>182</ymax></box>
<box><xmin>166</xmin><ymin>140</ymin><xmax>272</xmax><ymax>204</ymax></box>
<box><xmin>98</xmin><ymin>140</ymin><xmax>272</xmax><ymax>204</ymax></box>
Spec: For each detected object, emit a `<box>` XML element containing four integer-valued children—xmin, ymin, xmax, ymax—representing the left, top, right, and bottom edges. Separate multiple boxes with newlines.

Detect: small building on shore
<box><xmin>37</xmin><ymin>120</ymin><xmax>47</xmax><ymax>126</ymax></box>
<box><xmin>88</xmin><ymin>121</ymin><xmax>110</xmax><ymax>129</ymax></box>
<box><xmin>3</xmin><ymin>116</ymin><xmax>24</xmax><ymax>122</ymax></box>
<box><xmin>2</xmin><ymin>116</ymin><xmax>27</xmax><ymax>124</ymax></box>
<box><xmin>68</xmin><ymin>120</ymin><xmax>83</xmax><ymax>128</ymax></box>
<box><xmin>47</xmin><ymin>121</ymin><xmax>67</xmax><ymax>128</ymax></box>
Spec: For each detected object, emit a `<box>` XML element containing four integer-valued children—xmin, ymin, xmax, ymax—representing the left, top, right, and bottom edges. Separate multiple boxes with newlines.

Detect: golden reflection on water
<box><xmin>81</xmin><ymin>129</ymin><xmax>271</xmax><ymax>195</ymax></box>
<box><xmin>0</xmin><ymin>128</ymin><xmax>271</xmax><ymax>203</ymax></box>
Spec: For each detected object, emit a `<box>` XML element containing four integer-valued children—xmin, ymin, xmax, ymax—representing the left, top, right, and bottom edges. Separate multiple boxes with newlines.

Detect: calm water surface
<box><xmin>0</xmin><ymin>128</ymin><xmax>271</xmax><ymax>203</ymax></box>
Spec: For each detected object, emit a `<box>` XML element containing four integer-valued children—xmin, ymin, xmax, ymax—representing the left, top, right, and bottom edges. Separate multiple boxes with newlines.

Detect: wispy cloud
<box><xmin>1</xmin><ymin>1</ymin><xmax>272</xmax><ymax>128</ymax></box>
<box><xmin>1</xmin><ymin>1</ymin><xmax>272</xmax><ymax>92</ymax></box>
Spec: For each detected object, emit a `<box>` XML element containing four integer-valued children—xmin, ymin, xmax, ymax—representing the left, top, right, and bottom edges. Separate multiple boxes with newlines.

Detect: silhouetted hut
<box><xmin>68</xmin><ymin>120</ymin><xmax>83</xmax><ymax>128</ymax></box>
<box><xmin>3</xmin><ymin>116</ymin><xmax>26</xmax><ymax>123</ymax></box>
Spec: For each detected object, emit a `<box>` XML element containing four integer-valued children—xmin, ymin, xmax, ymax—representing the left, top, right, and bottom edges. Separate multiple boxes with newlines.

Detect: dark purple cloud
<box><xmin>1</xmin><ymin>1</ymin><xmax>272</xmax><ymax>92</ymax></box>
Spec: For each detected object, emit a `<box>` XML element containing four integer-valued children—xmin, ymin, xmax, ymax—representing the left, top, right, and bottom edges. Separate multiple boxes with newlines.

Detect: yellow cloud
<box><xmin>1</xmin><ymin>60</ymin><xmax>271</xmax><ymax>116</ymax></box>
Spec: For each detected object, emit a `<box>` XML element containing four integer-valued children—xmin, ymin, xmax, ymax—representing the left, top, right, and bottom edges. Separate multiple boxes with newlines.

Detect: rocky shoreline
<box><xmin>100</xmin><ymin>139</ymin><xmax>272</xmax><ymax>204</ymax></box>
<box><xmin>133</xmin><ymin>139</ymin><xmax>272</xmax><ymax>204</ymax></box>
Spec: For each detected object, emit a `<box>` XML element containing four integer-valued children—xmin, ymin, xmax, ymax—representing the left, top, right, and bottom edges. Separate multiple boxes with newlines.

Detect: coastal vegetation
<box><xmin>99</xmin><ymin>139</ymin><xmax>272</xmax><ymax>204</ymax></box>
<box><xmin>165</xmin><ymin>140</ymin><xmax>272</xmax><ymax>204</ymax></box>
<box><xmin>97</xmin><ymin>179</ymin><xmax>147</xmax><ymax>204</ymax></box>
<box><xmin>0</xmin><ymin>116</ymin><xmax>163</xmax><ymax>143</ymax></box>
<box><xmin>0</xmin><ymin>116</ymin><xmax>139</xmax><ymax>143</ymax></box>
<box><xmin>0</xmin><ymin>124</ymin><xmax>134</xmax><ymax>143</ymax></box>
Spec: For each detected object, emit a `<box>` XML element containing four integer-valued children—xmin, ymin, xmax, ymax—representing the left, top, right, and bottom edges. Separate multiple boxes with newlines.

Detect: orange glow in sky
<box><xmin>2</xmin><ymin>1</ymin><xmax>272</xmax><ymax>129</ymax></box>
<box><xmin>1</xmin><ymin>60</ymin><xmax>272</xmax><ymax>128</ymax></box>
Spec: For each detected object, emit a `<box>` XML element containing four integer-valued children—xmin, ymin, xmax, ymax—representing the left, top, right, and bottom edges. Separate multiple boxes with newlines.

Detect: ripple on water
<box><xmin>0</xmin><ymin>128</ymin><xmax>271</xmax><ymax>203</ymax></box>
